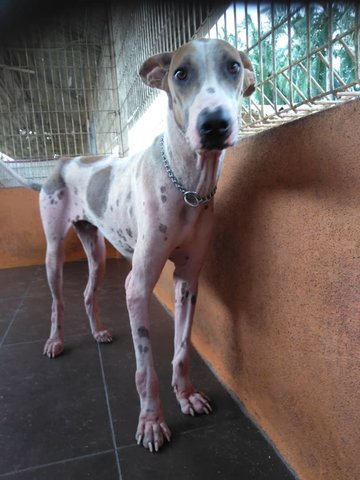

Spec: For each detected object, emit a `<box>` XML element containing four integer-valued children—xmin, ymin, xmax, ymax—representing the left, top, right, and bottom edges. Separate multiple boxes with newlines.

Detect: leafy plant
<box><xmin>218</xmin><ymin>2</ymin><xmax>359</xmax><ymax>111</ymax></box>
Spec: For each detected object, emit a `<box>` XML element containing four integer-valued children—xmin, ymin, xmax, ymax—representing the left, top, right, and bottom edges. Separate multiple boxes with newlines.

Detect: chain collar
<box><xmin>160</xmin><ymin>135</ymin><xmax>217</xmax><ymax>207</ymax></box>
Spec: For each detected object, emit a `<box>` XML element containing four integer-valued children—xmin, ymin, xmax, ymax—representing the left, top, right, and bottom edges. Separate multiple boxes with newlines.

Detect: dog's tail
<box><xmin>0</xmin><ymin>154</ymin><xmax>42</xmax><ymax>191</ymax></box>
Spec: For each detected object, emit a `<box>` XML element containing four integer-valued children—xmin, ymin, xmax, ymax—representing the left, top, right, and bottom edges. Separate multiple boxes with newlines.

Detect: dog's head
<box><xmin>139</xmin><ymin>38</ymin><xmax>255</xmax><ymax>152</ymax></box>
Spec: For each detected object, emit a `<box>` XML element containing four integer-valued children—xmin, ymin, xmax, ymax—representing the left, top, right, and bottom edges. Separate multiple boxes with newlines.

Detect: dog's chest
<box><xmin>65</xmin><ymin>156</ymin><xmax>211</xmax><ymax>260</ymax></box>
<box><xmin>101</xmin><ymin>191</ymin><xmax>208</xmax><ymax>262</ymax></box>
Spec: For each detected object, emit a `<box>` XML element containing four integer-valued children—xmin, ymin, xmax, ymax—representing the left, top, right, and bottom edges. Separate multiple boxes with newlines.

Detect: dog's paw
<box><xmin>93</xmin><ymin>327</ymin><xmax>113</xmax><ymax>344</ymax></box>
<box><xmin>176</xmin><ymin>388</ymin><xmax>212</xmax><ymax>416</ymax></box>
<box><xmin>136</xmin><ymin>413</ymin><xmax>171</xmax><ymax>452</ymax></box>
<box><xmin>43</xmin><ymin>338</ymin><xmax>64</xmax><ymax>358</ymax></box>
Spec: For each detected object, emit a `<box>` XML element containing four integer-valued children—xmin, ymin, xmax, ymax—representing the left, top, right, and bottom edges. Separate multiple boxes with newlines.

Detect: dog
<box><xmin>0</xmin><ymin>38</ymin><xmax>255</xmax><ymax>452</ymax></box>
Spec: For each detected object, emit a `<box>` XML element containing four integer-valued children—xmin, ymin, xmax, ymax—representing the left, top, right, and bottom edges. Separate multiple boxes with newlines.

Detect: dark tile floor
<box><xmin>0</xmin><ymin>259</ymin><xmax>296</xmax><ymax>480</ymax></box>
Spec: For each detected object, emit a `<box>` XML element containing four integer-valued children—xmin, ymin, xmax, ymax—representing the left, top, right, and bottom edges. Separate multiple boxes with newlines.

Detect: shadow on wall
<box><xmin>201</xmin><ymin>117</ymin><xmax>324</xmax><ymax>371</ymax></box>
<box><xmin>204</xmin><ymin>103</ymin><xmax>360</xmax><ymax>346</ymax></box>
<box><xmin>194</xmin><ymin>99</ymin><xmax>360</xmax><ymax>480</ymax></box>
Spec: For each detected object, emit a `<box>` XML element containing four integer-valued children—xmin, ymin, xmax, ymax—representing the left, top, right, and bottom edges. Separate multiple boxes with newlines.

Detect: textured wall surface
<box><xmin>2</xmin><ymin>99</ymin><xmax>359</xmax><ymax>479</ymax></box>
<box><xmin>155</xmin><ymin>99</ymin><xmax>360</xmax><ymax>480</ymax></box>
<box><xmin>0</xmin><ymin>187</ymin><xmax>119</xmax><ymax>268</ymax></box>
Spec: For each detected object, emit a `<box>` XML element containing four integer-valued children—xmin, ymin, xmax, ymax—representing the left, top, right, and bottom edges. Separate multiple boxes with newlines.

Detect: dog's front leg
<box><xmin>125</xmin><ymin>257</ymin><xmax>171</xmax><ymax>452</ymax></box>
<box><xmin>170</xmin><ymin>209</ymin><xmax>215</xmax><ymax>416</ymax></box>
<box><xmin>172</xmin><ymin>264</ymin><xmax>212</xmax><ymax>417</ymax></box>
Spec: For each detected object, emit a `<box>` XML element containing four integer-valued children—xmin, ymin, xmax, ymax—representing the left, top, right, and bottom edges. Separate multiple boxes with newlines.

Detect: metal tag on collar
<box><xmin>183</xmin><ymin>191</ymin><xmax>202</xmax><ymax>207</ymax></box>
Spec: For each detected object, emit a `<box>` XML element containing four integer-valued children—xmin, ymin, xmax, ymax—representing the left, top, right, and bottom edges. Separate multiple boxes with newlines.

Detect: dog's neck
<box><xmin>163</xmin><ymin>109</ymin><xmax>225</xmax><ymax>201</ymax></box>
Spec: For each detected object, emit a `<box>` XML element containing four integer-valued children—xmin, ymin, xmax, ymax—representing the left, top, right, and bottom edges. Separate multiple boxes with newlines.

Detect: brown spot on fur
<box><xmin>87</xmin><ymin>166</ymin><xmax>112</xmax><ymax>218</ymax></box>
<box><xmin>125</xmin><ymin>245</ymin><xmax>134</xmax><ymax>254</ymax></box>
<box><xmin>180</xmin><ymin>282</ymin><xmax>190</xmax><ymax>304</ymax></box>
<box><xmin>138</xmin><ymin>344</ymin><xmax>149</xmax><ymax>354</ymax></box>
<box><xmin>42</xmin><ymin>170</ymin><xmax>65</xmax><ymax>195</ymax></box>
<box><xmin>117</xmin><ymin>229</ymin><xmax>127</xmax><ymax>241</ymax></box>
<box><xmin>138</xmin><ymin>326</ymin><xmax>149</xmax><ymax>338</ymax></box>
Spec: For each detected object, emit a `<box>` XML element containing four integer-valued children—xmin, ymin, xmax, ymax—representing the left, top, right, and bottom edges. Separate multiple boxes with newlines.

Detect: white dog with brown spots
<box><xmin>0</xmin><ymin>38</ymin><xmax>255</xmax><ymax>452</ymax></box>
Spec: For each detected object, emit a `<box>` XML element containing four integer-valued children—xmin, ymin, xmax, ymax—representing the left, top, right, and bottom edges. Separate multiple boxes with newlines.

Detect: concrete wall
<box><xmin>1</xmin><ymin>99</ymin><xmax>359</xmax><ymax>479</ymax></box>
<box><xmin>0</xmin><ymin>188</ymin><xmax>119</xmax><ymax>268</ymax></box>
<box><xmin>155</xmin><ymin>99</ymin><xmax>360</xmax><ymax>480</ymax></box>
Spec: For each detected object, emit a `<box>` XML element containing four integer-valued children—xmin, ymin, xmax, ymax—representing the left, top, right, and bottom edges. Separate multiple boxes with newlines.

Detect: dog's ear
<box><xmin>139</xmin><ymin>52</ymin><xmax>173</xmax><ymax>90</ymax></box>
<box><xmin>239</xmin><ymin>51</ymin><xmax>256</xmax><ymax>97</ymax></box>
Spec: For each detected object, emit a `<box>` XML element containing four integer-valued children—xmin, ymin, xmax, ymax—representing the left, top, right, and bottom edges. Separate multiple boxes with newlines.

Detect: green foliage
<box><xmin>219</xmin><ymin>3</ymin><xmax>359</xmax><ymax>108</ymax></box>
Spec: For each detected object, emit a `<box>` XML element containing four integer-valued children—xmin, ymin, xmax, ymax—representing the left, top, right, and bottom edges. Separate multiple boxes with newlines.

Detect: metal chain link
<box><xmin>160</xmin><ymin>136</ymin><xmax>217</xmax><ymax>207</ymax></box>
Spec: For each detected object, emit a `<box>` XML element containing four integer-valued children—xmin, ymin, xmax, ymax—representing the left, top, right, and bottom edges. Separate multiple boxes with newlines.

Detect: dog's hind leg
<box><xmin>40</xmin><ymin>186</ymin><xmax>74</xmax><ymax>358</ymax></box>
<box><xmin>43</xmin><ymin>240</ymin><xmax>66</xmax><ymax>358</ymax></box>
<box><xmin>73</xmin><ymin>220</ymin><xmax>112</xmax><ymax>343</ymax></box>
<box><xmin>42</xmin><ymin>224</ymin><xmax>70</xmax><ymax>358</ymax></box>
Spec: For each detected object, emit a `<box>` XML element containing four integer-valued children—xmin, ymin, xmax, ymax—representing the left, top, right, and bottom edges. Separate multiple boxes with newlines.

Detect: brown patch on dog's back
<box><xmin>79</xmin><ymin>155</ymin><xmax>108</xmax><ymax>165</ymax></box>
<box><xmin>87</xmin><ymin>166</ymin><xmax>112</xmax><ymax>218</ymax></box>
<box><xmin>43</xmin><ymin>171</ymin><xmax>65</xmax><ymax>195</ymax></box>
<box><xmin>42</xmin><ymin>158</ymin><xmax>71</xmax><ymax>194</ymax></box>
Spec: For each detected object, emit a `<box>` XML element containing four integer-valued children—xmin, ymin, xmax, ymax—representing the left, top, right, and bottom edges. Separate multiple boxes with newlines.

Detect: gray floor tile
<box><xmin>0</xmin><ymin>259</ymin><xmax>295</xmax><ymax>480</ymax></box>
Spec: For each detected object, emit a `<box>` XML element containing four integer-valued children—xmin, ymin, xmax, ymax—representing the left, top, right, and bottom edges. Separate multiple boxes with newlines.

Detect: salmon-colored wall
<box><xmin>155</xmin><ymin>99</ymin><xmax>360</xmax><ymax>480</ymax></box>
<box><xmin>2</xmin><ymin>100</ymin><xmax>359</xmax><ymax>479</ymax></box>
<box><xmin>0</xmin><ymin>187</ymin><xmax>119</xmax><ymax>268</ymax></box>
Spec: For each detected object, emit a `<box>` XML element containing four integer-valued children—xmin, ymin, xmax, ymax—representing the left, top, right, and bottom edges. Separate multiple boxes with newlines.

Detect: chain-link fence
<box><xmin>210</xmin><ymin>2</ymin><xmax>360</xmax><ymax>136</ymax></box>
<box><xmin>1</xmin><ymin>1</ymin><xmax>359</xmax><ymax>187</ymax></box>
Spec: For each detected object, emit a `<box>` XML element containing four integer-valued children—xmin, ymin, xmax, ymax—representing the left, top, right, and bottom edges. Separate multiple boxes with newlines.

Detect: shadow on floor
<box><xmin>0</xmin><ymin>259</ymin><xmax>295</xmax><ymax>480</ymax></box>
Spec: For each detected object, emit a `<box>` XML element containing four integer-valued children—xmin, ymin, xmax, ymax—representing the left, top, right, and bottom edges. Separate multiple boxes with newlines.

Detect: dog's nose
<box><xmin>197</xmin><ymin>107</ymin><xmax>232</xmax><ymax>149</ymax></box>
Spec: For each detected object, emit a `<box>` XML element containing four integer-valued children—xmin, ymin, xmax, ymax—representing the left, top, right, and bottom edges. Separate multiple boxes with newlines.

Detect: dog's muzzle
<box><xmin>196</xmin><ymin>107</ymin><xmax>233</xmax><ymax>150</ymax></box>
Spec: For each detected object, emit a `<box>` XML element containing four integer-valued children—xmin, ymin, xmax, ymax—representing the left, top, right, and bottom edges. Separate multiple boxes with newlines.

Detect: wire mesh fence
<box><xmin>0</xmin><ymin>4</ymin><xmax>117</xmax><ymax>162</ymax></box>
<box><xmin>109</xmin><ymin>1</ymin><xmax>224</xmax><ymax>154</ymax></box>
<box><xmin>0</xmin><ymin>2</ymin><xmax>123</xmax><ymax>187</ymax></box>
<box><xmin>0</xmin><ymin>1</ymin><xmax>220</xmax><ymax>186</ymax></box>
<box><xmin>0</xmin><ymin>1</ymin><xmax>359</xmax><ymax>187</ymax></box>
<box><xmin>208</xmin><ymin>2</ymin><xmax>360</xmax><ymax>135</ymax></box>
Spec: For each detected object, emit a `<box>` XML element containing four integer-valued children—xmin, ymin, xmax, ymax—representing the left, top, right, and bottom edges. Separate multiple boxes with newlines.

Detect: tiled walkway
<box><xmin>0</xmin><ymin>259</ymin><xmax>295</xmax><ymax>479</ymax></box>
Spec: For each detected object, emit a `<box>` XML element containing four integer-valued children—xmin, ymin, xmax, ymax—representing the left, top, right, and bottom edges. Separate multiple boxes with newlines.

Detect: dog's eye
<box><xmin>174</xmin><ymin>68</ymin><xmax>188</xmax><ymax>81</ymax></box>
<box><xmin>228</xmin><ymin>61</ymin><xmax>241</xmax><ymax>75</ymax></box>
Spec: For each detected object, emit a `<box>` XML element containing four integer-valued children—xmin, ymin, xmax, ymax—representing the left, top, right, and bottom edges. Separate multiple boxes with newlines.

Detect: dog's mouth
<box><xmin>196</xmin><ymin>107</ymin><xmax>236</xmax><ymax>152</ymax></box>
<box><xmin>199</xmin><ymin>136</ymin><xmax>234</xmax><ymax>151</ymax></box>
<box><xmin>189</xmin><ymin>133</ymin><xmax>236</xmax><ymax>154</ymax></box>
